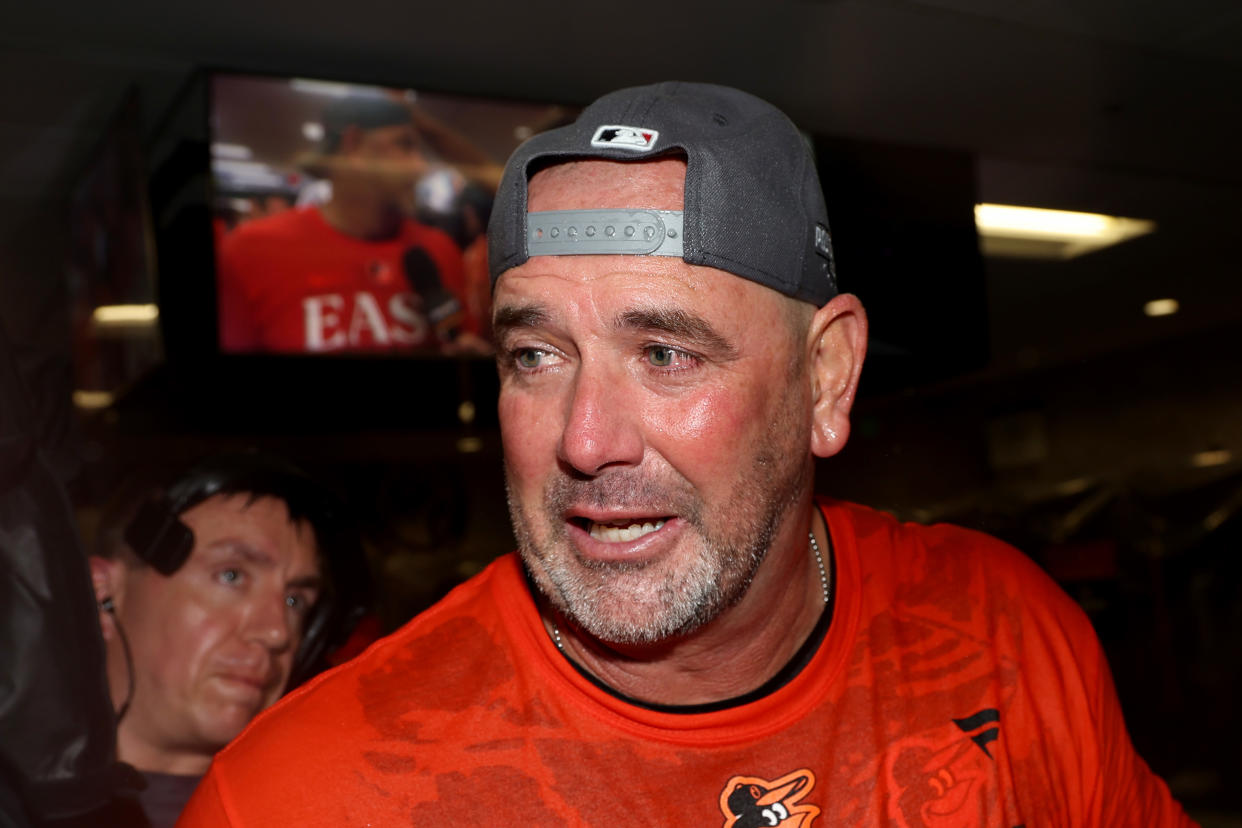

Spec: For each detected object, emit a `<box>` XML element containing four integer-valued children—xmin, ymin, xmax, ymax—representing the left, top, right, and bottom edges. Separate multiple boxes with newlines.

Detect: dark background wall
<box><xmin>2</xmin><ymin>1</ymin><xmax>1241</xmax><ymax>820</ymax></box>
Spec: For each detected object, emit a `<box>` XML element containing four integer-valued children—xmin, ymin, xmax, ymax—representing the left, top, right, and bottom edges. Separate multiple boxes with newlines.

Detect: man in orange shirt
<box><xmin>181</xmin><ymin>83</ymin><xmax>1194</xmax><ymax>826</ymax></box>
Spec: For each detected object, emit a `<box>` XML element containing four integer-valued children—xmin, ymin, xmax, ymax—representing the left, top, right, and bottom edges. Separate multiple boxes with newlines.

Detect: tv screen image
<box><xmin>209</xmin><ymin>73</ymin><xmax>575</xmax><ymax>357</ymax></box>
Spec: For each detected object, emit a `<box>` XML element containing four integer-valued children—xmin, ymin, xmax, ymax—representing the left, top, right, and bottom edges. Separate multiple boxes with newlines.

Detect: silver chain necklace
<box><xmin>550</xmin><ymin>529</ymin><xmax>829</xmax><ymax>652</ymax></box>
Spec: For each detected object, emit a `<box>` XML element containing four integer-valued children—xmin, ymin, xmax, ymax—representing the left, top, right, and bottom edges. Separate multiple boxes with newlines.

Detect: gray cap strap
<box><xmin>527</xmin><ymin>209</ymin><xmax>684</xmax><ymax>257</ymax></box>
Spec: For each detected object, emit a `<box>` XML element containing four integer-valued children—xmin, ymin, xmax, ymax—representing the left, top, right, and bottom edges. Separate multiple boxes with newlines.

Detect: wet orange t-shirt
<box><xmin>179</xmin><ymin>500</ymin><xmax>1193</xmax><ymax>827</ymax></box>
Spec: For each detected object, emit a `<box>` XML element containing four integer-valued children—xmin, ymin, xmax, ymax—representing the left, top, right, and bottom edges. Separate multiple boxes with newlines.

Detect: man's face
<box><xmin>340</xmin><ymin>122</ymin><xmax>426</xmax><ymax>212</ymax></box>
<box><xmin>493</xmin><ymin>159</ymin><xmax>815</xmax><ymax>645</ymax></box>
<box><xmin>111</xmin><ymin>494</ymin><xmax>321</xmax><ymax>771</ymax></box>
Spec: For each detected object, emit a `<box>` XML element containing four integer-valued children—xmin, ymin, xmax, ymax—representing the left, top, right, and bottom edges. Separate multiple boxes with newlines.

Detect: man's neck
<box><xmin>318</xmin><ymin>194</ymin><xmax>404</xmax><ymax>241</ymax></box>
<box><xmin>118</xmin><ymin>727</ymin><xmax>213</xmax><ymax>777</ymax></box>
<box><xmin>547</xmin><ymin>505</ymin><xmax>830</xmax><ymax>707</ymax></box>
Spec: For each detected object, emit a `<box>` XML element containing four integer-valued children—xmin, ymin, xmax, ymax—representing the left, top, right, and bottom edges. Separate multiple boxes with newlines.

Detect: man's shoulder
<box><xmin>825</xmin><ymin>499</ymin><xmax>1109</xmax><ymax>715</ymax></box>
<box><xmin>212</xmin><ymin>555</ymin><xmax>528</xmax><ymax>766</ymax></box>
<box><xmin>825</xmin><ymin>499</ymin><xmax>1032</xmax><ymax>570</ymax></box>
<box><xmin>824</xmin><ymin>498</ymin><xmax>1080</xmax><ymax>626</ymax></box>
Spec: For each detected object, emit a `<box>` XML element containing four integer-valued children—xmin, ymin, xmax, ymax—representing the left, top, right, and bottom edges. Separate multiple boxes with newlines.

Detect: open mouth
<box><xmin>571</xmin><ymin>517</ymin><xmax>668</xmax><ymax>543</ymax></box>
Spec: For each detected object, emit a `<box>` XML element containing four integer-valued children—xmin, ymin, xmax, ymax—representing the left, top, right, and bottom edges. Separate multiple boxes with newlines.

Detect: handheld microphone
<box><xmin>402</xmin><ymin>247</ymin><xmax>465</xmax><ymax>344</ymax></box>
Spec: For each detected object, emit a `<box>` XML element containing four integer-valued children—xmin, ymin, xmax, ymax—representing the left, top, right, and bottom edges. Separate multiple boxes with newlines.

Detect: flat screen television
<box><xmin>144</xmin><ymin>70</ymin><xmax>985</xmax><ymax>433</ymax></box>
<box><xmin>145</xmin><ymin>69</ymin><xmax>577</xmax><ymax>432</ymax></box>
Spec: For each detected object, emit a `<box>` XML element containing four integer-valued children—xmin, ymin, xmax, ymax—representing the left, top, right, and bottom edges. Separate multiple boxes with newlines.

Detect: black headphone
<box><xmin>119</xmin><ymin>451</ymin><xmax>371</xmax><ymax>690</ymax></box>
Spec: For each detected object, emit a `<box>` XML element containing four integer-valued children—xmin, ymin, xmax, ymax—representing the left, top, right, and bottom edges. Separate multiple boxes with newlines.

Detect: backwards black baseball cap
<box><xmin>488</xmin><ymin>81</ymin><xmax>837</xmax><ymax>306</ymax></box>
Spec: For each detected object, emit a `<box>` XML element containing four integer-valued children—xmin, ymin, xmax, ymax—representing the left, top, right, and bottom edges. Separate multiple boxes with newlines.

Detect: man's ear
<box><xmin>89</xmin><ymin>556</ymin><xmax>124</xmax><ymax>639</ymax></box>
<box><xmin>807</xmin><ymin>293</ymin><xmax>868</xmax><ymax>459</ymax></box>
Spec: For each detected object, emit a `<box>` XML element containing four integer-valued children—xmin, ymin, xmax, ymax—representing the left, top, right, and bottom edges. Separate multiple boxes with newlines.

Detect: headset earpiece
<box><xmin>123</xmin><ymin>494</ymin><xmax>195</xmax><ymax>576</ymax></box>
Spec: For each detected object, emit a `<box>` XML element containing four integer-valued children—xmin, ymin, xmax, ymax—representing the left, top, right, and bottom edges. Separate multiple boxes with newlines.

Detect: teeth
<box><xmin>588</xmin><ymin>519</ymin><xmax>666</xmax><ymax>543</ymax></box>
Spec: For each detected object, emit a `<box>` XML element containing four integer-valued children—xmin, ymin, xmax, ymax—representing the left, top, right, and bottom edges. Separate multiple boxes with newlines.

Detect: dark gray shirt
<box><xmin>137</xmin><ymin>773</ymin><xmax>200</xmax><ymax>828</ymax></box>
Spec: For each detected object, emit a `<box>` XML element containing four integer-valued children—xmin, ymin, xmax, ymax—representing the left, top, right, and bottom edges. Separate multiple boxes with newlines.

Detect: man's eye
<box><xmin>647</xmin><ymin>346</ymin><xmax>675</xmax><ymax>367</ymax></box>
<box><xmin>286</xmin><ymin>592</ymin><xmax>318</xmax><ymax>618</ymax></box>
<box><xmin>645</xmin><ymin>345</ymin><xmax>696</xmax><ymax>369</ymax></box>
<box><xmin>217</xmin><ymin>568</ymin><xmax>243</xmax><ymax>585</ymax></box>
<box><xmin>515</xmin><ymin>348</ymin><xmax>545</xmax><ymax>369</ymax></box>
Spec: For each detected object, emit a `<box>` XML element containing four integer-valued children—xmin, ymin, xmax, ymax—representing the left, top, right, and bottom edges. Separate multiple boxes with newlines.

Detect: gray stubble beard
<box><xmin>505</xmin><ymin>426</ymin><xmax>811</xmax><ymax>647</ymax></box>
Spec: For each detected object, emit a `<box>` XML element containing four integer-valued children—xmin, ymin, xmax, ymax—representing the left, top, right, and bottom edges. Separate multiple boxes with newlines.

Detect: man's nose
<box><xmin>245</xmin><ymin>593</ymin><xmax>294</xmax><ymax>652</ymax></box>
<box><xmin>557</xmin><ymin>362</ymin><xmax>644</xmax><ymax>476</ymax></box>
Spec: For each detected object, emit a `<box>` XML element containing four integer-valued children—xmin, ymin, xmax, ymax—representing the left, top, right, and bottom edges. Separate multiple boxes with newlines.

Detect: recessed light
<box><xmin>1191</xmin><ymin>449</ymin><xmax>1232</xmax><ymax>468</ymax></box>
<box><xmin>1144</xmin><ymin>298</ymin><xmax>1179</xmax><ymax>317</ymax></box>
<box><xmin>73</xmin><ymin>390</ymin><xmax>115</xmax><ymax>409</ymax></box>
<box><xmin>456</xmin><ymin>436</ymin><xmax>484</xmax><ymax>454</ymax></box>
<box><xmin>91</xmin><ymin>304</ymin><xmax>158</xmax><ymax>328</ymax></box>
<box><xmin>975</xmin><ymin>204</ymin><xmax>1155</xmax><ymax>260</ymax></box>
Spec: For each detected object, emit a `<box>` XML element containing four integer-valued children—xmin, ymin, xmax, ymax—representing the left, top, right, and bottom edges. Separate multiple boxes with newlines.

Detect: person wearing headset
<box><xmin>85</xmin><ymin>452</ymin><xmax>368</xmax><ymax>828</ymax></box>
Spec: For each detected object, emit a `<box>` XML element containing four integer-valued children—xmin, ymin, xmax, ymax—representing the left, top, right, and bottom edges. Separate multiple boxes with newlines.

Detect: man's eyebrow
<box><xmin>616</xmin><ymin>308</ymin><xmax>738</xmax><ymax>358</ymax></box>
<box><xmin>207</xmin><ymin>541</ymin><xmax>275</xmax><ymax>568</ymax></box>
<box><xmin>492</xmin><ymin>303</ymin><xmax>550</xmax><ymax>336</ymax></box>
<box><xmin>207</xmin><ymin>541</ymin><xmax>322</xmax><ymax>590</ymax></box>
<box><xmin>286</xmin><ymin>572</ymin><xmax>323</xmax><ymax>592</ymax></box>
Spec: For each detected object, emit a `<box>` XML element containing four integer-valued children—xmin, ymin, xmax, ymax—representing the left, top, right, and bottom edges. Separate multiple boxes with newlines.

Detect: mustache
<box><xmin>544</xmin><ymin>468</ymin><xmax>701</xmax><ymax>523</ymax></box>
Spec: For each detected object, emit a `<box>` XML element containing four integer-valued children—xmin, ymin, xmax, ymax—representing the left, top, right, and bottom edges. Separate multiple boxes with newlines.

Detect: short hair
<box><xmin>93</xmin><ymin>450</ymin><xmax>371</xmax><ymax>689</ymax></box>
<box><xmin>96</xmin><ymin>451</ymin><xmax>346</xmax><ymax>564</ymax></box>
<box><xmin>320</xmin><ymin>95</ymin><xmax>416</xmax><ymax>155</ymax></box>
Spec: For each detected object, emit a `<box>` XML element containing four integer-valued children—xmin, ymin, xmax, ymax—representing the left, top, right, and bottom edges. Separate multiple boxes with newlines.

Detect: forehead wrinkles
<box><xmin>495</xmin><ymin>260</ymin><xmax>793</xmax><ymax>363</ymax></box>
<box><xmin>496</xmin><ymin>258</ymin><xmax>713</xmax><ymax>325</ymax></box>
<box><xmin>528</xmin><ymin>158</ymin><xmax>687</xmax><ymax>212</ymax></box>
<box><xmin>183</xmin><ymin>494</ymin><xmax>320</xmax><ymax>577</ymax></box>
<box><xmin>504</xmin><ymin>256</ymin><xmax>709</xmax><ymax>294</ymax></box>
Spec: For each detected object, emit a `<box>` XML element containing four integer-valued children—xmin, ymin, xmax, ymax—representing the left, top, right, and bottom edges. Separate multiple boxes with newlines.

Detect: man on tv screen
<box><xmin>216</xmin><ymin>93</ymin><xmax>488</xmax><ymax>355</ymax></box>
<box><xmin>180</xmin><ymin>82</ymin><xmax>1193</xmax><ymax>825</ymax></box>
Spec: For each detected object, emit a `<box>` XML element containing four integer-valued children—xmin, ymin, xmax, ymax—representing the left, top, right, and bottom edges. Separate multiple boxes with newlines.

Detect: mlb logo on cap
<box><xmin>590</xmin><ymin>125</ymin><xmax>659</xmax><ymax>152</ymax></box>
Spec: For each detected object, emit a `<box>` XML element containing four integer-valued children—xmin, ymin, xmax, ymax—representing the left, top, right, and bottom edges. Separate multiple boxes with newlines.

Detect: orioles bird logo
<box><xmin>719</xmin><ymin>769</ymin><xmax>820</xmax><ymax>828</ymax></box>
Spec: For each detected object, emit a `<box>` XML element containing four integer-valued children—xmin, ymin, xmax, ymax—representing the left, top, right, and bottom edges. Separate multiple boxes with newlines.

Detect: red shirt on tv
<box><xmin>216</xmin><ymin>206</ymin><xmax>471</xmax><ymax>353</ymax></box>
